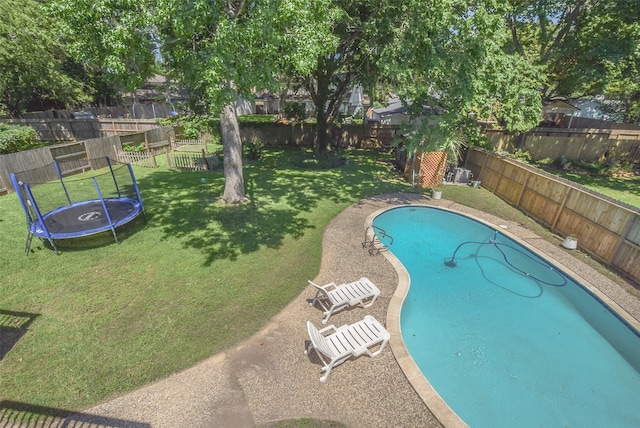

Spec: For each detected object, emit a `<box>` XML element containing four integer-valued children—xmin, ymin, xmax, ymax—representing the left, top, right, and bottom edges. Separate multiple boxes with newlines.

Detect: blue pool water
<box><xmin>373</xmin><ymin>206</ymin><xmax>640</xmax><ymax>428</ymax></box>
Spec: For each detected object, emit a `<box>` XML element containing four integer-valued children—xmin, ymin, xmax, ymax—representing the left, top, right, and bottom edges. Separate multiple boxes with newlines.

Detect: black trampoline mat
<box><xmin>40</xmin><ymin>199</ymin><xmax>140</xmax><ymax>236</ymax></box>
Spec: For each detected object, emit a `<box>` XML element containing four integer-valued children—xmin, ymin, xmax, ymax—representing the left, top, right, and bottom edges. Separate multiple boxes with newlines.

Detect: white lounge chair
<box><xmin>305</xmin><ymin>315</ymin><xmax>390</xmax><ymax>382</ymax></box>
<box><xmin>308</xmin><ymin>277</ymin><xmax>380</xmax><ymax>324</ymax></box>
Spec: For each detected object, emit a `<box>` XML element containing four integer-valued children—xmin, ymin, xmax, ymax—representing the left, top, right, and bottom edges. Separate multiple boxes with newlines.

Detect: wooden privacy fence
<box><xmin>466</xmin><ymin>148</ymin><xmax>640</xmax><ymax>285</ymax></box>
<box><xmin>0</xmin><ymin>118</ymin><xmax>162</xmax><ymax>141</ymax></box>
<box><xmin>484</xmin><ymin>127</ymin><xmax>640</xmax><ymax>165</ymax></box>
<box><xmin>0</xmin><ymin>126</ymin><xmax>174</xmax><ymax>193</ymax></box>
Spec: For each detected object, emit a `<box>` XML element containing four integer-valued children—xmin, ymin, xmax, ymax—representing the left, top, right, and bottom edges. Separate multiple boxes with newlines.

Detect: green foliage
<box><xmin>383</xmin><ymin>1</ymin><xmax>543</xmax><ymax>157</ymax></box>
<box><xmin>0</xmin><ymin>124</ymin><xmax>38</xmax><ymax>154</ymax></box>
<box><xmin>238</xmin><ymin>115</ymin><xmax>277</xmax><ymax>123</ymax></box>
<box><xmin>535</xmin><ymin>161</ymin><xmax>640</xmax><ymax>208</ymax></box>
<box><xmin>244</xmin><ymin>137</ymin><xmax>264</xmax><ymax>160</ymax></box>
<box><xmin>155</xmin><ymin>0</ymin><xmax>339</xmax><ymax>115</ymax></box>
<box><xmin>537</xmin><ymin>157</ymin><xmax>554</xmax><ymax>166</ymax></box>
<box><xmin>495</xmin><ymin>149</ymin><xmax>534</xmax><ymax>165</ymax></box>
<box><xmin>122</xmin><ymin>143</ymin><xmax>146</xmax><ymax>153</ymax></box>
<box><xmin>48</xmin><ymin>0</ymin><xmax>156</xmax><ymax>92</ymax></box>
<box><xmin>548</xmin><ymin>158</ymin><xmax>634</xmax><ymax>177</ymax></box>
<box><xmin>511</xmin><ymin>149</ymin><xmax>533</xmax><ymax>164</ymax></box>
<box><xmin>0</xmin><ymin>148</ymin><xmax>411</xmax><ymax>408</ymax></box>
<box><xmin>286</xmin><ymin>1</ymin><xmax>403</xmax><ymax>153</ymax></box>
<box><xmin>507</xmin><ymin>0</ymin><xmax>640</xmax><ymax>121</ymax></box>
<box><xmin>164</xmin><ymin>115</ymin><xmax>222</xmax><ymax>142</ymax></box>
<box><xmin>0</xmin><ymin>0</ymin><xmax>88</xmax><ymax>115</ymax></box>
<box><xmin>283</xmin><ymin>102</ymin><xmax>306</xmax><ymax>120</ymax></box>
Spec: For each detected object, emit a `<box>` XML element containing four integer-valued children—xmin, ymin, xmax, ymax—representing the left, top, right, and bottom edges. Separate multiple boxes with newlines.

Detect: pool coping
<box><xmin>366</xmin><ymin>201</ymin><xmax>640</xmax><ymax>428</ymax></box>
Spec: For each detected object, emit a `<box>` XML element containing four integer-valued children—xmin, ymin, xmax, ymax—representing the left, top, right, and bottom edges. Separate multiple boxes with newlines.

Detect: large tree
<box><xmin>49</xmin><ymin>0</ymin><xmax>157</xmax><ymax>94</ymax></box>
<box><xmin>51</xmin><ymin>0</ymin><xmax>337</xmax><ymax>203</ymax></box>
<box><xmin>295</xmin><ymin>0</ymin><xmax>401</xmax><ymax>155</ymax></box>
<box><xmin>155</xmin><ymin>0</ymin><xmax>338</xmax><ymax>201</ymax></box>
<box><xmin>289</xmin><ymin>0</ymin><xmax>544</xmax><ymax>157</ymax></box>
<box><xmin>0</xmin><ymin>0</ymin><xmax>88</xmax><ymax>116</ymax></box>
<box><xmin>379</xmin><ymin>0</ymin><xmax>543</xmax><ymax>156</ymax></box>
<box><xmin>506</xmin><ymin>0</ymin><xmax>640</xmax><ymax>121</ymax></box>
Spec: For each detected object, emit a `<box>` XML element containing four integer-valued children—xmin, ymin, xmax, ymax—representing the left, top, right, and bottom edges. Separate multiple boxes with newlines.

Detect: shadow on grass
<box><xmin>31</xmin><ymin>215</ymin><xmax>149</xmax><ymax>255</ymax></box>
<box><xmin>134</xmin><ymin>148</ymin><xmax>407</xmax><ymax>265</ymax></box>
<box><xmin>0</xmin><ymin>310</ymin><xmax>39</xmax><ymax>361</ymax></box>
<box><xmin>0</xmin><ymin>400</ymin><xmax>151</xmax><ymax>428</ymax></box>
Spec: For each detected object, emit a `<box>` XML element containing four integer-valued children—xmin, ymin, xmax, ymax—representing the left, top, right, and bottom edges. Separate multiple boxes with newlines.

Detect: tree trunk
<box><xmin>221</xmin><ymin>104</ymin><xmax>246</xmax><ymax>203</ymax></box>
<box><xmin>313</xmin><ymin>72</ymin><xmax>331</xmax><ymax>156</ymax></box>
<box><xmin>315</xmin><ymin>108</ymin><xmax>329</xmax><ymax>156</ymax></box>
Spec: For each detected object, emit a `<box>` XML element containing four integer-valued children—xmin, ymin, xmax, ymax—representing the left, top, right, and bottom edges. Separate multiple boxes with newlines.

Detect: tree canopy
<box><xmin>387</xmin><ymin>1</ymin><xmax>543</xmax><ymax>152</ymax></box>
<box><xmin>48</xmin><ymin>0</ymin><xmax>157</xmax><ymax>93</ymax></box>
<box><xmin>2</xmin><ymin>0</ymin><xmax>639</xmax><ymax>125</ymax></box>
<box><xmin>0</xmin><ymin>0</ymin><xmax>88</xmax><ymax>116</ymax></box>
<box><xmin>506</xmin><ymin>0</ymin><xmax>640</xmax><ymax>121</ymax></box>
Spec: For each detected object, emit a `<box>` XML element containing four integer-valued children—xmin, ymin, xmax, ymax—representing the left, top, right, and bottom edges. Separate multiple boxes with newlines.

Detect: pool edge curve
<box><xmin>366</xmin><ymin>201</ymin><xmax>640</xmax><ymax>428</ymax></box>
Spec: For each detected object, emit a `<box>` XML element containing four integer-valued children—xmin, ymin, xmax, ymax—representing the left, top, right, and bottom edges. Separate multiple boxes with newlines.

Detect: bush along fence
<box><xmin>0</xmin><ymin>126</ymin><xmax>175</xmax><ymax>195</ymax></box>
<box><xmin>466</xmin><ymin>147</ymin><xmax>640</xmax><ymax>286</ymax></box>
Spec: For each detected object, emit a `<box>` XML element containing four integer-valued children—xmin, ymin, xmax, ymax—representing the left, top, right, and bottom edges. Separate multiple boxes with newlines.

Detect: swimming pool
<box><xmin>373</xmin><ymin>206</ymin><xmax>640</xmax><ymax>427</ymax></box>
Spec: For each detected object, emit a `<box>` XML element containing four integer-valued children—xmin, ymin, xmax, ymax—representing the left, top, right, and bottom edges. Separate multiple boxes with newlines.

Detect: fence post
<box><xmin>493</xmin><ymin>156</ymin><xmax>506</xmax><ymax>194</ymax></box>
<box><xmin>472</xmin><ymin>149</ymin><xmax>490</xmax><ymax>185</ymax></box>
<box><xmin>609</xmin><ymin>216</ymin><xmax>636</xmax><ymax>266</ymax></box>
<box><xmin>551</xmin><ymin>186</ymin><xmax>571</xmax><ymax>233</ymax></box>
<box><xmin>202</xmin><ymin>149</ymin><xmax>209</xmax><ymax>171</ymax></box>
<box><xmin>0</xmin><ymin>172</ymin><xmax>8</xmax><ymax>194</ymax></box>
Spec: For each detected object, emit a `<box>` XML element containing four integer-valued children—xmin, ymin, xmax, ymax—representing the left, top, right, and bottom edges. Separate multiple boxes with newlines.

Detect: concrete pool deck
<box><xmin>75</xmin><ymin>192</ymin><xmax>640</xmax><ymax>428</ymax></box>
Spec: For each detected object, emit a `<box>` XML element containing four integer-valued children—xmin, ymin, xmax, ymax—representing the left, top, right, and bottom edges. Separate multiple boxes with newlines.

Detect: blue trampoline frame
<box><xmin>10</xmin><ymin>158</ymin><xmax>145</xmax><ymax>254</ymax></box>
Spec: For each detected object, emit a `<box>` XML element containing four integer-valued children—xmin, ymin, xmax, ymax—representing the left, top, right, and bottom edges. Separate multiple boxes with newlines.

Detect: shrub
<box><xmin>497</xmin><ymin>148</ymin><xmax>532</xmax><ymax>164</ymax></box>
<box><xmin>511</xmin><ymin>148</ymin><xmax>532</xmax><ymax>164</ymax></box>
<box><xmin>162</xmin><ymin>115</ymin><xmax>222</xmax><ymax>143</ymax></box>
<box><xmin>537</xmin><ymin>157</ymin><xmax>554</xmax><ymax>165</ymax></box>
<box><xmin>554</xmin><ymin>155</ymin><xmax>570</xmax><ymax>169</ymax></box>
<box><xmin>123</xmin><ymin>143</ymin><xmax>146</xmax><ymax>152</ymax></box>
<box><xmin>284</xmin><ymin>102</ymin><xmax>306</xmax><ymax>121</ymax></box>
<box><xmin>244</xmin><ymin>136</ymin><xmax>264</xmax><ymax>160</ymax></box>
<box><xmin>0</xmin><ymin>124</ymin><xmax>38</xmax><ymax>154</ymax></box>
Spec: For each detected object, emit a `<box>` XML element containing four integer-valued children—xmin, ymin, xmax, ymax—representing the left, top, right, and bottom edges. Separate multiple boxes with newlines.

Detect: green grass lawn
<box><xmin>533</xmin><ymin>163</ymin><xmax>640</xmax><ymax>209</ymax></box>
<box><xmin>0</xmin><ymin>148</ymin><xmax>413</xmax><ymax>410</ymax></box>
<box><xmin>552</xmin><ymin>171</ymin><xmax>640</xmax><ymax>209</ymax></box>
<box><xmin>0</xmin><ymin>147</ymin><xmax>633</xmax><ymax>413</ymax></box>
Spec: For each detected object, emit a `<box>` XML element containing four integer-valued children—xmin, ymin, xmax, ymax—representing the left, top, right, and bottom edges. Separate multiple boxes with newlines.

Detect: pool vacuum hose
<box><xmin>444</xmin><ymin>232</ymin><xmax>566</xmax><ymax>287</ymax></box>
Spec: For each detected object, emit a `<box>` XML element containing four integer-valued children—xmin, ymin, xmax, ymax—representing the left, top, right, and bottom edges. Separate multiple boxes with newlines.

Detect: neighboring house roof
<box><xmin>374</xmin><ymin>98</ymin><xmax>407</xmax><ymax>116</ymax></box>
<box><xmin>371</xmin><ymin>97</ymin><xmax>442</xmax><ymax>117</ymax></box>
<box><xmin>543</xmin><ymin>98</ymin><xmax>580</xmax><ymax>115</ymax></box>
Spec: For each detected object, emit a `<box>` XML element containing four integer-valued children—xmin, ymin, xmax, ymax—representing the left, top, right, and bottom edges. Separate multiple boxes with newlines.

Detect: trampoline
<box><xmin>10</xmin><ymin>158</ymin><xmax>145</xmax><ymax>254</ymax></box>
